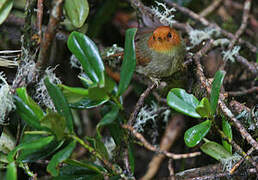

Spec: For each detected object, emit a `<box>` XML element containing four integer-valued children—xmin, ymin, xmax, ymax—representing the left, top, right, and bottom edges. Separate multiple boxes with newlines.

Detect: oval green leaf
<box><xmin>47</xmin><ymin>140</ymin><xmax>76</xmax><ymax>177</ymax></box>
<box><xmin>184</xmin><ymin>120</ymin><xmax>212</xmax><ymax>147</ymax></box>
<box><xmin>64</xmin><ymin>0</ymin><xmax>89</xmax><ymax>28</ymax></box>
<box><xmin>8</xmin><ymin>136</ymin><xmax>54</xmax><ymax>162</ymax></box>
<box><xmin>210</xmin><ymin>70</ymin><xmax>225</xmax><ymax>115</ymax></box>
<box><xmin>67</xmin><ymin>31</ymin><xmax>105</xmax><ymax>87</ymax></box>
<box><xmin>14</xmin><ymin>96</ymin><xmax>43</xmax><ymax>130</ymax></box>
<box><xmin>16</xmin><ymin>87</ymin><xmax>44</xmax><ymax>120</ymax></box>
<box><xmin>96</xmin><ymin>105</ymin><xmax>119</xmax><ymax>137</ymax></box>
<box><xmin>196</xmin><ymin>97</ymin><xmax>211</xmax><ymax>118</ymax></box>
<box><xmin>44</xmin><ymin>77</ymin><xmax>74</xmax><ymax>133</ymax></box>
<box><xmin>0</xmin><ymin>0</ymin><xmax>13</xmax><ymax>25</ymax></box>
<box><xmin>167</xmin><ymin>88</ymin><xmax>201</xmax><ymax>118</ymax></box>
<box><xmin>117</xmin><ymin>28</ymin><xmax>137</xmax><ymax>96</ymax></box>
<box><xmin>222</xmin><ymin>117</ymin><xmax>232</xmax><ymax>154</ymax></box>
<box><xmin>200</xmin><ymin>141</ymin><xmax>232</xmax><ymax>161</ymax></box>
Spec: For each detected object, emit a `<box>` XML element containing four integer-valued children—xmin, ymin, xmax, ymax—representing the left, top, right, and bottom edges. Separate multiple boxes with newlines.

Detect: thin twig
<box><xmin>37</xmin><ymin>0</ymin><xmax>44</xmax><ymax>40</ymax></box>
<box><xmin>127</xmin><ymin>83</ymin><xmax>156</xmax><ymax>126</ymax></box>
<box><xmin>163</xmin><ymin>0</ymin><xmax>257</xmax><ymax>53</ymax></box>
<box><xmin>230</xmin><ymin>147</ymin><xmax>255</xmax><ymax>174</ymax></box>
<box><xmin>122</xmin><ymin>124</ymin><xmax>201</xmax><ymax>159</ymax></box>
<box><xmin>228</xmin><ymin>0</ymin><xmax>252</xmax><ymax>49</ymax></box>
<box><xmin>228</xmin><ymin>86</ymin><xmax>258</xmax><ymax>96</ymax></box>
<box><xmin>37</xmin><ymin>0</ymin><xmax>64</xmax><ymax>70</ymax></box>
<box><xmin>235</xmin><ymin>55</ymin><xmax>258</xmax><ymax>76</ymax></box>
<box><xmin>168</xmin><ymin>159</ymin><xmax>175</xmax><ymax>180</ymax></box>
<box><xmin>199</xmin><ymin>0</ymin><xmax>223</xmax><ymax>17</ymax></box>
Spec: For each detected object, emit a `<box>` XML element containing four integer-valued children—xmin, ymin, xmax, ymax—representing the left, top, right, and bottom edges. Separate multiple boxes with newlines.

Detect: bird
<box><xmin>104</xmin><ymin>26</ymin><xmax>186</xmax><ymax>82</ymax></box>
<box><xmin>134</xmin><ymin>26</ymin><xmax>185</xmax><ymax>78</ymax></box>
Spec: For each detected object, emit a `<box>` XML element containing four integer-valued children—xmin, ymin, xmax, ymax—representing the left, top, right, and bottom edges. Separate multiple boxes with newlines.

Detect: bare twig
<box><xmin>37</xmin><ymin>0</ymin><xmax>44</xmax><ymax>40</ymax></box>
<box><xmin>141</xmin><ymin>115</ymin><xmax>184</xmax><ymax>180</ymax></box>
<box><xmin>228</xmin><ymin>0</ymin><xmax>252</xmax><ymax>49</ymax></box>
<box><xmin>127</xmin><ymin>83</ymin><xmax>156</xmax><ymax>126</ymax></box>
<box><xmin>230</xmin><ymin>147</ymin><xmax>256</xmax><ymax>174</ymax></box>
<box><xmin>199</xmin><ymin>0</ymin><xmax>223</xmax><ymax>17</ymax></box>
<box><xmin>235</xmin><ymin>55</ymin><xmax>258</xmax><ymax>76</ymax></box>
<box><xmin>37</xmin><ymin>0</ymin><xmax>64</xmax><ymax>70</ymax></box>
<box><xmin>122</xmin><ymin>124</ymin><xmax>201</xmax><ymax>159</ymax></box>
<box><xmin>163</xmin><ymin>0</ymin><xmax>257</xmax><ymax>53</ymax></box>
<box><xmin>168</xmin><ymin>159</ymin><xmax>175</xmax><ymax>180</ymax></box>
<box><xmin>228</xmin><ymin>86</ymin><xmax>258</xmax><ymax>96</ymax></box>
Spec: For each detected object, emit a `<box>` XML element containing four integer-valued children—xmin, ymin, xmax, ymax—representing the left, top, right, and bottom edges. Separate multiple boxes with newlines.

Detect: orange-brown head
<box><xmin>148</xmin><ymin>26</ymin><xmax>181</xmax><ymax>53</ymax></box>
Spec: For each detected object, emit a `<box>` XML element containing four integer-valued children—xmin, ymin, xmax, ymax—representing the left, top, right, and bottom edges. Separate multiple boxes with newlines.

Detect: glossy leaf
<box><xmin>44</xmin><ymin>77</ymin><xmax>74</xmax><ymax>133</ymax></box>
<box><xmin>196</xmin><ymin>97</ymin><xmax>212</xmax><ymax>118</ymax></box>
<box><xmin>184</xmin><ymin>120</ymin><xmax>212</xmax><ymax>147</ymax></box>
<box><xmin>16</xmin><ymin>87</ymin><xmax>44</xmax><ymax>119</ymax></box>
<box><xmin>67</xmin><ymin>32</ymin><xmax>105</xmax><ymax>87</ymax></box>
<box><xmin>59</xmin><ymin>84</ymin><xmax>89</xmax><ymax>103</ymax></box>
<box><xmin>65</xmin><ymin>159</ymin><xmax>106</xmax><ymax>174</ymax></box>
<box><xmin>6</xmin><ymin>161</ymin><xmax>17</xmax><ymax>180</ymax></box>
<box><xmin>18</xmin><ymin>134</ymin><xmax>64</xmax><ymax>162</ymax></box>
<box><xmin>14</xmin><ymin>96</ymin><xmax>43</xmax><ymax>130</ymax></box>
<box><xmin>210</xmin><ymin>70</ymin><xmax>225</xmax><ymax>115</ymax></box>
<box><xmin>47</xmin><ymin>141</ymin><xmax>76</xmax><ymax>177</ymax></box>
<box><xmin>117</xmin><ymin>28</ymin><xmax>137</xmax><ymax>96</ymax></box>
<box><xmin>0</xmin><ymin>0</ymin><xmax>13</xmax><ymax>25</ymax></box>
<box><xmin>96</xmin><ymin>105</ymin><xmax>119</xmax><ymax>137</ymax></box>
<box><xmin>8</xmin><ymin>136</ymin><xmax>54</xmax><ymax>162</ymax></box>
<box><xmin>40</xmin><ymin>113</ymin><xmax>66</xmax><ymax>140</ymax></box>
<box><xmin>222</xmin><ymin>117</ymin><xmax>232</xmax><ymax>154</ymax></box>
<box><xmin>128</xmin><ymin>142</ymin><xmax>135</xmax><ymax>174</ymax></box>
<box><xmin>69</xmin><ymin>97</ymin><xmax>109</xmax><ymax>109</ymax></box>
<box><xmin>95</xmin><ymin>137</ymin><xmax>109</xmax><ymax>160</ymax></box>
<box><xmin>64</xmin><ymin>0</ymin><xmax>89</xmax><ymax>28</ymax></box>
<box><xmin>200</xmin><ymin>141</ymin><xmax>232</xmax><ymax>161</ymax></box>
<box><xmin>167</xmin><ymin>88</ymin><xmax>201</xmax><ymax>118</ymax></box>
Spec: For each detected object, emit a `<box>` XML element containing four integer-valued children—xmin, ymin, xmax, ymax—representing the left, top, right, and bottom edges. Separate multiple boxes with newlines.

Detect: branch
<box><xmin>163</xmin><ymin>0</ymin><xmax>257</xmax><ymax>53</ymax></box>
<box><xmin>122</xmin><ymin>124</ymin><xmax>201</xmax><ymax>159</ymax></box>
<box><xmin>36</xmin><ymin>0</ymin><xmax>64</xmax><ymax>70</ymax></box>
<box><xmin>199</xmin><ymin>0</ymin><xmax>223</xmax><ymax>17</ymax></box>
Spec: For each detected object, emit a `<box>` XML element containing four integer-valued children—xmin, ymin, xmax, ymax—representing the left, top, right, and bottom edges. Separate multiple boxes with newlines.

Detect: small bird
<box><xmin>134</xmin><ymin>26</ymin><xmax>185</xmax><ymax>78</ymax></box>
<box><xmin>104</xmin><ymin>26</ymin><xmax>185</xmax><ymax>82</ymax></box>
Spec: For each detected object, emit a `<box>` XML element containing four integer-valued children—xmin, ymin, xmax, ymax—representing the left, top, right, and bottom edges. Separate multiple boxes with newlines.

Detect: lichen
<box><xmin>0</xmin><ymin>72</ymin><xmax>15</xmax><ymax>124</ymax></box>
<box><xmin>151</xmin><ymin>1</ymin><xmax>176</xmax><ymax>26</ymax></box>
<box><xmin>222</xmin><ymin>46</ymin><xmax>240</xmax><ymax>62</ymax></box>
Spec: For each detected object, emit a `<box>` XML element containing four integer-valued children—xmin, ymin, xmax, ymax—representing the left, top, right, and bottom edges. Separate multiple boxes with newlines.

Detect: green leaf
<box><xmin>167</xmin><ymin>88</ymin><xmax>201</xmax><ymax>118</ymax></box>
<box><xmin>184</xmin><ymin>120</ymin><xmax>212</xmax><ymax>147</ymax></box>
<box><xmin>196</xmin><ymin>97</ymin><xmax>212</xmax><ymax>118</ymax></box>
<box><xmin>16</xmin><ymin>87</ymin><xmax>44</xmax><ymax>119</ymax></box>
<box><xmin>96</xmin><ymin>105</ymin><xmax>119</xmax><ymax>137</ymax></box>
<box><xmin>44</xmin><ymin>77</ymin><xmax>74</xmax><ymax>133</ymax></box>
<box><xmin>117</xmin><ymin>28</ymin><xmax>137</xmax><ymax>96</ymax></box>
<box><xmin>95</xmin><ymin>137</ymin><xmax>109</xmax><ymax>160</ymax></box>
<box><xmin>8</xmin><ymin>136</ymin><xmax>54</xmax><ymax>162</ymax></box>
<box><xmin>65</xmin><ymin>159</ymin><xmax>106</xmax><ymax>174</ymax></box>
<box><xmin>70</xmin><ymin>97</ymin><xmax>109</xmax><ymax>109</ymax></box>
<box><xmin>200</xmin><ymin>141</ymin><xmax>232</xmax><ymax>161</ymax></box>
<box><xmin>222</xmin><ymin>117</ymin><xmax>232</xmax><ymax>154</ymax></box>
<box><xmin>128</xmin><ymin>142</ymin><xmax>135</xmax><ymax>174</ymax></box>
<box><xmin>59</xmin><ymin>84</ymin><xmax>89</xmax><ymax>103</ymax></box>
<box><xmin>64</xmin><ymin>0</ymin><xmax>89</xmax><ymax>28</ymax></box>
<box><xmin>14</xmin><ymin>96</ymin><xmax>43</xmax><ymax>130</ymax></box>
<box><xmin>47</xmin><ymin>141</ymin><xmax>76</xmax><ymax>177</ymax></box>
<box><xmin>210</xmin><ymin>70</ymin><xmax>226</xmax><ymax>115</ymax></box>
<box><xmin>67</xmin><ymin>31</ymin><xmax>105</xmax><ymax>87</ymax></box>
<box><xmin>0</xmin><ymin>0</ymin><xmax>13</xmax><ymax>25</ymax></box>
<box><xmin>40</xmin><ymin>113</ymin><xmax>66</xmax><ymax>140</ymax></box>
<box><xmin>18</xmin><ymin>134</ymin><xmax>64</xmax><ymax>163</ymax></box>
<box><xmin>6</xmin><ymin>161</ymin><xmax>17</xmax><ymax>180</ymax></box>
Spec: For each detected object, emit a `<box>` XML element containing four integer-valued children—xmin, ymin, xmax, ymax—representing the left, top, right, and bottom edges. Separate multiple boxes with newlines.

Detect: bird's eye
<box><xmin>167</xmin><ymin>32</ymin><xmax>172</xmax><ymax>38</ymax></box>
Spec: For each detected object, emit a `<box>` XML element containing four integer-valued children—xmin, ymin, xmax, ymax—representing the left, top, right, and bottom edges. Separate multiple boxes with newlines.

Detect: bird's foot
<box><xmin>149</xmin><ymin>77</ymin><xmax>161</xmax><ymax>87</ymax></box>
